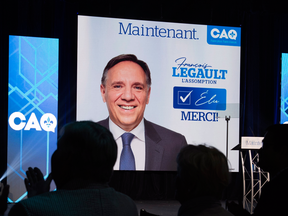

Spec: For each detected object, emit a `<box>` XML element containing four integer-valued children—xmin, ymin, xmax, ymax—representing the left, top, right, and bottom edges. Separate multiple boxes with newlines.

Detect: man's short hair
<box><xmin>263</xmin><ymin>124</ymin><xmax>288</xmax><ymax>149</ymax></box>
<box><xmin>52</xmin><ymin>121</ymin><xmax>117</xmax><ymax>188</ymax></box>
<box><xmin>101</xmin><ymin>54</ymin><xmax>151</xmax><ymax>87</ymax></box>
<box><xmin>177</xmin><ymin>144</ymin><xmax>230</xmax><ymax>198</ymax></box>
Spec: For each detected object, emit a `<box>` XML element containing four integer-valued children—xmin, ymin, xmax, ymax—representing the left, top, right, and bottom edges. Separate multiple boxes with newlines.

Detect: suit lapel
<box><xmin>144</xmin><ymin>119</ymin><xmax>164</xmax><ymax>170</ymax></box>
<box><xmin>97</xmin><ymin>117</ymin><xmax>109</xmax><ymax>129</ymax></box>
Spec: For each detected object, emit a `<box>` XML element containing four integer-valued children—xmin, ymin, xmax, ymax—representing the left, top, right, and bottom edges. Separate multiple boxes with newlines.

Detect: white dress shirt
<box><xmin>109</xmin><ymin>118</ymin><xmax>146</xmax><ymax>170</ymax></box>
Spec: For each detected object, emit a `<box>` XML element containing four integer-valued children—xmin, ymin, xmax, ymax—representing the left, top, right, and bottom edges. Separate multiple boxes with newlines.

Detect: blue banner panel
<box><xmin>173</xmin><ymin>86</ymin><xmax>226</xmax><ymax>111</ymax></box>
<box><xmin>281</xmin><ymin>53</ymin><xmax>288</xmax><ymax>124</ymax></box>
<box><xmin>7</xmin><ymin>36</ymin><xmax>58</xmax><ymax>202</ymax></box>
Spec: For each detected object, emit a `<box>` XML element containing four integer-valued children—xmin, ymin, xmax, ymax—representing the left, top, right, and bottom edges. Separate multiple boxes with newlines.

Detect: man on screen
<box><xmin>98</xmin><ymin>54</ymin><xmax>187</xmax><ymax>171</ymax></box>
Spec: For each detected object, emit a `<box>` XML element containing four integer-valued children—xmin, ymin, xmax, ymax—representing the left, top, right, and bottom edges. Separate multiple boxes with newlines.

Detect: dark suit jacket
<box><xmin>97</xmin><ymin>118</ymin><xmax>187</xmax><ymax>171</ymax></box>
<box><xmin>252</xmin><ymin>168</ymin><xmax>288</xmax><ymax>216</ymax></box>
<box><xmin>8</xmin><ymin>182</ymin><xmax>138</xmax><ymax>216</ymax></box>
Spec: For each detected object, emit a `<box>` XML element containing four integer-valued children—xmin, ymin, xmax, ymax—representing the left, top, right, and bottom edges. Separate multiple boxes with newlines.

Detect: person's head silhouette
<box><xmin>52</xmin><ymin>121</ymin><xmax>117</xmax><ymax>189</ymax></box>
<box><xmin>176</xmin><ymin>144</ymin><xmax>230</xmax><ymax>204</ymax></box>
<box><xmin>258</xmin><ymin>124</ymin><xmax>288</xmax><ymax>176</ymax></box>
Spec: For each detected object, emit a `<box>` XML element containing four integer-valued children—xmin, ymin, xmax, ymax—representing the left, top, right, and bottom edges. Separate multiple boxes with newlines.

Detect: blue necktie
<box><xmin>120</xmin><ymin>132</ymin><xmax>135</xmax><ymax>170</ymax></box>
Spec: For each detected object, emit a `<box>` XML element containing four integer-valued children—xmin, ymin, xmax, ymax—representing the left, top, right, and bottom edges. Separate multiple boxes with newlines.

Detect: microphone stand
<box><xmin>225</xmin><ymin>115</ymin><xmax>231</xmax><ymax>159</ymax></box>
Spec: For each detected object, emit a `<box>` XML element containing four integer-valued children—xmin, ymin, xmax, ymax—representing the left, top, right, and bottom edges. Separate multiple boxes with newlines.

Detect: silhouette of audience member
<box><xmin>229</xmin><ymin>124</ymin><xmax>288</xmax><ymax>216</ymax></box>
<box><xmin>8</xmin><ymin>121</ymin><xmax>138</xmax><ymax>216</ymax></box>
<box><xmin>0</xmin><ymin>183</ymin><xmax>9</xmax><ymax>215</ymax></box>
<box><xmin>176</xmin><ymin>144</ymin><xmax>233</xmax><ymax>216</ymax></box>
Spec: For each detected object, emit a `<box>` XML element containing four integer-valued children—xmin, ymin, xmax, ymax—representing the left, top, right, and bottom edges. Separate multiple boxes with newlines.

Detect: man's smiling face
<box><xmin>100</xmin><ymin>61</ymin><xmax>151</xmax><ymax>131</ymax></box>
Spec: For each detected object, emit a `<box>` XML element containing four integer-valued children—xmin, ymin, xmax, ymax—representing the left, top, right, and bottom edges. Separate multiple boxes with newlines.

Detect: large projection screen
<box><xmin>77</xmin><ymin>15</ymin><xmax>240</xmax><ymax>171</ymax></box>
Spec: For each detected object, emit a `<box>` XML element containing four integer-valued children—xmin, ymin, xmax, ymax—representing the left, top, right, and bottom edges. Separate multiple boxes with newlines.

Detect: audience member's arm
<box><xmin>8</xmin><ymin>202</ymin><xmax>29</xmax><ymax>216</ymax></box>
<box><xmin>24</xmin><ymin>167</ymin><xmax>52</xmax><ymax>198</ymax></box>
<box><xmin>227</xmin><ymin>202</ymin><xmax>251</xmax><ymax>216</ymax></box>
<box><xmin>0</xmin><ymin>183</ymin><xmax>9</xmax><ymax>215</ymax></box>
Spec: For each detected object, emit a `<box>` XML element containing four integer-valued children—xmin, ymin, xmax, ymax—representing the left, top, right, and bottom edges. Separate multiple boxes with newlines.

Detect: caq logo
<box><xmin>207</xmin><ymin>25</ymin><xmax>241</xmax><ymax>46</ymax></box>
<box><xmin>8</xmin><ymin>112</ymin><xmax>57</xmax><ymax>132</ymax></box>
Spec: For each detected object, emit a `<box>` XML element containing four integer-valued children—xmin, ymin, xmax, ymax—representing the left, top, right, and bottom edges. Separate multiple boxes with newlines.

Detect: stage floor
<box><xmin>135</xmin><ymin>200</ymin><xmax>180</xmax><ymax>216</ymax></box>
<box><xmin>5</xmin><ymin>200</ymin><xmax>228</xmax><ymax>215</ymax></box>
<box><xmin>134</xmin><ymin>200</ymin><xmax>231</xmax><ymax>216</ymax></box>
